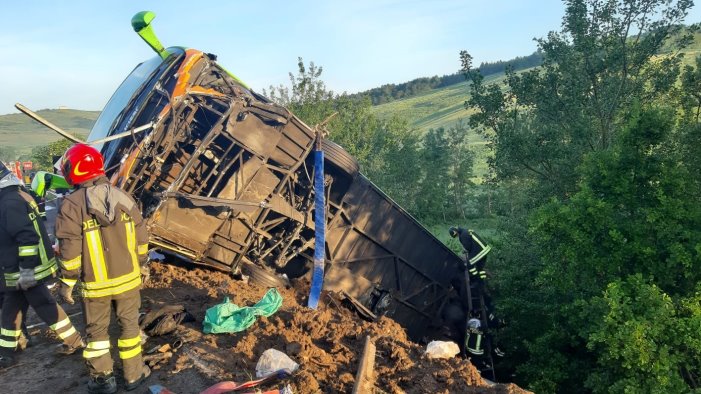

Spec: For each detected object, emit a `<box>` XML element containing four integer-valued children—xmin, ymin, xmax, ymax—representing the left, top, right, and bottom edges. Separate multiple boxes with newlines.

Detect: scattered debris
<box><xmin>255</xmin><ymin>349</ymin><xmax>299</xmax><ymax>378</ymax></box>
<box><xmin>144</xmin><ymin>351</ymin><xmax>173</xmax><ymax>368</ymax></box>
<box><xmin>0</xmin><ymin>260</ymin><xmax>531</xmax><ymax>394</ymax></box>
<box><xmin>352</xmin><ymin>336</ymin><xmax>377</xmax><ymax>394</ymax></box>
<box><xmin>149</xmin><ymin>384</ymin><xmax>176</xmax><ymax>394</ymax></box>
<box><xmin>425</xmin><ymin>340</ymin><xmax>461</xmax><ymax>359</ymax></box>
<box><xmin>140</xmin><ymin>304</ymin><xmax>194</xmax><ymax>336</ymax></box>
<box><xmin>200</xmin><ymin>370</ymin><xmax>294</xmax><ymax>394</ymax></box>
<box><xmin>149</xmin><ymin>251</ymin><xmax>166</xmax><ymax>261</ymax></box>
<box><xmin>203</xmin><ymin>288</ymin><xmax>283</xmax><ymax>334</ymax></box>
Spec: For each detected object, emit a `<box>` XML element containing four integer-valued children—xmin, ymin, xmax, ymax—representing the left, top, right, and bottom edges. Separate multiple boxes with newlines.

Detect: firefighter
<box><xmin>449</xmin><ymin>227</ymin><xmax>506</xmax><ymax>360</ymax></box>
<box><xmin>0</xmin><ymin>294</ymin><xmax>33</xmax><ymax>350</ymax></box>
<box><xmin>55</xmin><ymin>144</ymin><xmax>150</xmax><ymax>393</ymax></box>
<box><xmin>465</xmin><ymin>316</ymin><xmax>484</xmax><ymax>356</ymax></box>
<box><xmin>0</xmin><ymin>162</ymin><xmax>84</xmax><ymax>367</ymax></box>
<box><xmin>449</xmin><ymin>226</ymin><xmax>491</xmax><ymax>281</ymax></box>
<box><xmin>465</xmin><ymin>316</ymin><xmax>489</xmax><ymax>368</ymax></box>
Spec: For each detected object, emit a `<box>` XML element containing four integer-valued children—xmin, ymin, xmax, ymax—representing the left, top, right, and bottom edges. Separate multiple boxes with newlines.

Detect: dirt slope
<box><xmin>0</xmin><ymin>260</ymin><xmax>530</xmax><ymax>393</ymax></box>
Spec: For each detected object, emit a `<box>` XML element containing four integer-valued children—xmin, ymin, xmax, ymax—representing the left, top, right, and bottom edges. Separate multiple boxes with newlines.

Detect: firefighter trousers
<box><xmin>82</xmin><ymin>289</ymin><xmax>143</xmax><ymax>382</ymax></box>
<box><xmin>0</xmin><ymin>292</ymin><xmax>29</xmax><ymax>339</ymax></box>
<box><xmin>0</xmin><ymin>284</ymin><xmax>82</xmax><ymax>355</ymax></box>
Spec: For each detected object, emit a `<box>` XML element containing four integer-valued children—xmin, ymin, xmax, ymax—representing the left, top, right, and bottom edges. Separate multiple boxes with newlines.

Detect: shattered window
<box><xmin>88</xmin><ymin>48</ymin><xmax>184</xmax><ymax>155</ymax></box>
<box><xmin>88</xmin><ymin>55</ymin><xmax>164</xmax><ymax>148</ymax></box>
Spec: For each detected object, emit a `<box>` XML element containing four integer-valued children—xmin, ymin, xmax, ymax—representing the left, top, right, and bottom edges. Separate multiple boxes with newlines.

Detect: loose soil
<box><xmin>0</xmin><ymin>260</ymin><xmax>530</xmax><ymax>393</ymax></box>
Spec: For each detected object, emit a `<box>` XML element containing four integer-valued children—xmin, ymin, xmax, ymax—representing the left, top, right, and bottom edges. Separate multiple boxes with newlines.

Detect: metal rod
<box><xmin>15</xmin><ymin>102</ymin><xmax>153</xmax><ymax>146</ymax></box>
<box><xmin>88</xmin><ymin>122</ymin><xmax>154</xmax><ymax>145</ymax></box>
<box><xmin>15</xmin><ymin>103</ymin><xmax>85</xmax><ymax>143</ymax></box>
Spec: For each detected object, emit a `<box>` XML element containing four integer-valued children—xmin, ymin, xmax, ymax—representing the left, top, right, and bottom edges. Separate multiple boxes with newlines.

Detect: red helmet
<box><xmin>61</xmin><ymin>144</ymin><xmax>105</xmax><ymax>186</ymax></box>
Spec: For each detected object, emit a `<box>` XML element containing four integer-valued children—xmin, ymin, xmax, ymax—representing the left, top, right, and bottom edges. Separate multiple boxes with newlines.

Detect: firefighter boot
<box><xmin>124</xmin><ymin>364</ymin><xmax>151</xmax><ymax>391</ymax></box>
<box><xmin>87</xmin><ymin>372</ymin><xmax>117</xmax><ymax>394</ymax></box>
<box><xmin>57</xmin><ymin>337</ymin><xmax>86</xmax><ymax>355</ymax></box>
<box><xmin>0</xmin><ymin>349</ymin><xmax>16</xmax><ymax>369</ymax></box>
<box><xmin>18</xmin><ymin>322</ymin><xmax>35</xmax><ymax>349</ymax></box>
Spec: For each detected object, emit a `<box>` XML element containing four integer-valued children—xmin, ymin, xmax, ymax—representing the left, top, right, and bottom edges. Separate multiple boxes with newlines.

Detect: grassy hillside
<box><xmin>371</xmin><ymin>30</ymin><xmax>701</xmax><ymax>180</ymax></box>
<box><xmin>373</xmin><ymin>31</ymin><xmax>701</xmax><ymax>135</ymax></box>
<box><xmin>371</xmin><ymin>74</ymin><xmax>505</xmax><ymax>179</ymax></box>
<box><xmin>0</xmin><ymin>109</ymin><xmax>99</xmax><ymax>155</ymax></box>
<box><xmin>371</xmin><ymin>73</ymin><xmax>503</xmax><ymax>135</ymax></box>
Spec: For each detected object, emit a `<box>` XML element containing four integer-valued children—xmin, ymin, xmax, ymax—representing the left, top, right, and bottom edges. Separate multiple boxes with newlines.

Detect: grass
<box><xmin>370</xmin><ymin>73</ymin><xmax>505</xmax><ymax>181</ymax></box>
<box><xmin>370</xmin><ymin>30</ymin><xmax>701</xmax><ymax>182</ymax></box>
<box><xmin>0</xmin><ymin>108</ymin><xmax>99</xmax><ymax>155</ymax></box>
<box><xmin>371</xmin><ymin>73</ymin><xmax>505</xmax><ymax>135</ymax></box>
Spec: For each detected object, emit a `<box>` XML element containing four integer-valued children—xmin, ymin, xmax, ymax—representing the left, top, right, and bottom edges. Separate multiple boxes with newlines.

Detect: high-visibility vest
<box><xmin>55</xmin><ymin>181</ymin><xmax>148</xmax><ymax>298</ymax></box>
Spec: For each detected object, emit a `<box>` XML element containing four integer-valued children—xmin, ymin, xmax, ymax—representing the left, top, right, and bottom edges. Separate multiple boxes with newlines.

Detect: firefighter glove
<box><xmin>17</xmin><ymin>268</ymin><xmax>37</xmax><ymax>290</ymax></box>
<box><xmin>58</xmin><ymin>282</ymin><xmax>75</xmax><ymax>305</ymax></box>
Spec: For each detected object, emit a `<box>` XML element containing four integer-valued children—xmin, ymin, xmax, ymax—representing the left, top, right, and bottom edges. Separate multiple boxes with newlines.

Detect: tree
<box><xmin>677</xmin><ymin>55</ymin><xmax>701</xmax><ymax>125</ymax></box>
<box><xmin>524</xmin><ymin>107</ymin><xmax>701</xmax><ymax>392</ymax></box>
<box><xmin>445</xmin><ymin>122</ymin><xmax>476</xmax><ymax>219</ymax></box>
<box><xmin>416</xmin><ymin>127</ymin><xmax>452</xmax><ymax>221</ymax></box>
<box><xmin>463</xmin><ymin>0</ymin><xmax>695</xmax><ymax>197</ymax></box>
<box><xmin>586</xmin><ymin>275</ymin><xmax>701</xmax><ymax>393</ymax></box>
<box><xmin>31</xmin><ymin>139</ymin><xmax>74</xmax><ymax>171</ymax></box>
<box><xmin>458</xmin><ymin>1</ymin><xmax>700</xmax><ymax>391</ymax></box>
<box><xmin>414</xmin><ymin>123</ymin><xmax>475</xmax><ymax>222</ymax></box>
<box><xmin>265</xmin><ymin>58</ymin><xmax>425</xmax><ymax>215</ymax></box>
<box><xmin>264</xmin><ymin>57</ymin><xmax>335</xmax><ymax>110</ymax></box>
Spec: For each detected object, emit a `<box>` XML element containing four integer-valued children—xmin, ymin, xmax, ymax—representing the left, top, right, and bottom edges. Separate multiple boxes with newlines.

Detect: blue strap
<box><xmin>308</xmin><ymin>150</ymin><xmax>326</xmax><ymax>309</ymax></box>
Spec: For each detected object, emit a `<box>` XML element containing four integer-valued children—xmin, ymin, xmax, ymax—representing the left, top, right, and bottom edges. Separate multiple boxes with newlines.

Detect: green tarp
<box><xmin>203</xmin><ymin>288</ymin><xmax>283</xmax><ymax>334</ymax></box>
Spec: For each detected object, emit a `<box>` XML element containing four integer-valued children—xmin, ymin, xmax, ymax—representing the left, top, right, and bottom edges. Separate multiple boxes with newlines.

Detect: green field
<box><xmin>369</xmin><ymin>30</ymin><xmax>701</xmax><ymax>180</ymax></box>
<box><xmin>371</xmin><ymin>73</ymin><xmax>505</xmax><ymax>135</ymax></box>
<box><xmin>372</xmin><ymin>30</ymin><xmax>701</xmax><ymax>135</ymax></box>
<box><xmin>370</xmin><ymin>74</ymin><xmax>506</xmax><ymax>180</ymax></box>
<box><xmin>0</xmin><ymin>109</ymin><xmax>99</xmax><ymax>155</ymax></box>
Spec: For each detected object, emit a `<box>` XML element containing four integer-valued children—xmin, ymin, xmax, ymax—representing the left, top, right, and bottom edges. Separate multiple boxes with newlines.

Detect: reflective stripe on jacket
<box><xmin>55</xmin><ymin>177</ymin><xmax>148</xmax><ymax>298</ymax></box>
<box><xmin>457</xmin><ymin>228</ymin><xmax>492</xmax><ymax>265</ymax></box>
<box><xmin>0</xmin><ymin>186</ymin><xmax>57</xmax><ymax>290</ymax></box>
<box><xmin>465</xmin><ymin>318</ymin><xmax>484</xmax><ymax>356</ymax></box>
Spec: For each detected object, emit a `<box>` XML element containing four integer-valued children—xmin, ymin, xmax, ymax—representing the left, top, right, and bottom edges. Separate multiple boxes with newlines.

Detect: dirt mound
<box><xmin>142</xmin><ymin>261</ymin><xmax>528</xmax><ymax>393</ymax></box>
<box><xmin>0</xmin><ymin>260</ymin><xmax>530</xmax><ymax>393</ymax></box>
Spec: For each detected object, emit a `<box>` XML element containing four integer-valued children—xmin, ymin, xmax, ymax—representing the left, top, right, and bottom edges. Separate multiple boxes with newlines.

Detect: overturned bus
<box><xmin>39</xmin><ymin>11</ymin><xmax>468</xmax><ymax>342</ymax></box>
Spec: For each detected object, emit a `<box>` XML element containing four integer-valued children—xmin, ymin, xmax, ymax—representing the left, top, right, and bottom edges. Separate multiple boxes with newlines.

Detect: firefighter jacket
<box><xmin>457</xmin><ymin>228</ymin><xmax>491</xmax><ymax>279</ymax></box>
<box><xmin>55</xmin><ymin>177</ymin><xmax>148</xmax><ymax>298</ymax></box>
<box><xmin>465</xmin><ymin>318</ymin><xmax>484</xmax><ymax>356</ymax></box>
<box><xmin>0</xmin><ymin>185</ymin><xmax>57</xmax><ymax>291</ymax></box>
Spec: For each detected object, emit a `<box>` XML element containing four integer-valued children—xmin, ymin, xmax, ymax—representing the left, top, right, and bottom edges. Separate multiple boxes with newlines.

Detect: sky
<box><xmin>1</xmin><ymin>0</ymin><xmax>700</xmax><ymax>115</ymax></box>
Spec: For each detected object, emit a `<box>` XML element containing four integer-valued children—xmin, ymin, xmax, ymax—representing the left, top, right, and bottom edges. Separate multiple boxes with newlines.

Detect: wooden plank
<box><xmin>352</xmin><ymin>336</ymin><xmax>377</xmax><ymax>394</ymax></box>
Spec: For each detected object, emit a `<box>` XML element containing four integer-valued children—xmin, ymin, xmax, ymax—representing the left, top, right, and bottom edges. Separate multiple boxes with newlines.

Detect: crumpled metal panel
<box><xmin>151</xmin><ymin>199</ymin><xmax>226</xmax><ymax>256</ymax></box>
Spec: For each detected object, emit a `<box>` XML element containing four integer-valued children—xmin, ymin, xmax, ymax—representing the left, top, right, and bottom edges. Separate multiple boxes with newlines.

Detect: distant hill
<box><xmin>371</xmin><ymin>30</ymin><xmax>701</xmax><ymax>135</ymax></box>
<box><xmin>369</xmin><ymin>29</ymin><xmax>701</xmax><ymax>179</ymax></box>
<box><xmin>354</xmin><ymin>52</ymin><xmax>542</xmax><ymax>105</ymax></box>
<box><xmin>0</xmin><ymin>109</ymin><xmax>99</xmax><ymax>154</ymax></box>
<box><xmin>370</xmin><ymin>73</ymin><xmax>506</xmax><ymax>178</ymax></box>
